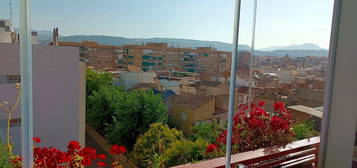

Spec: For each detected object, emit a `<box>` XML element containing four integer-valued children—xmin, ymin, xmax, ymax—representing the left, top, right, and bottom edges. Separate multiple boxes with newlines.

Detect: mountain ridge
<box><xmin>34</xmin><ymin>32</ymin><xmax>328</xmax><ymax>57</ymax></box>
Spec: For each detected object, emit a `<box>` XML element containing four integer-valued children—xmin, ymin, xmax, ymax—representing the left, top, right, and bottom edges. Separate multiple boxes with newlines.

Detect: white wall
<box><xmin>120</xmin><ymin>72</ymin><xmax>155</xmax><ymax>90</ymax></box>
<box><xmin>0</xmin><ymin>31</ymin><xmax>11</xmax><ymax>43</ymax></box>
<box><xmin>0</xmin><ymin>43</ymin><xmax>85</xmax><ymax>153</ymax></box>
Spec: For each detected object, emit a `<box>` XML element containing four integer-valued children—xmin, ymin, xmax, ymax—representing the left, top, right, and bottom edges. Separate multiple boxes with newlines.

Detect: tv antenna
<box><xmin>9</xmin><ymin>0</ymin><xmax>14</xmax><ymax>31</ymax></box>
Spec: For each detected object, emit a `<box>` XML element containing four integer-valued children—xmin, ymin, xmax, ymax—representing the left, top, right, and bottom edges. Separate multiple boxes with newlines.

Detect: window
<box><xmin>143</xmin><ymin>49</ymin><xmax>153</xmax><ymax>54</ymax></box>
<box><xmin>181</xmin><ymin>112</ymin><xmax>187</xmax><ymax>121</ymax></box>
<box><xmin>0</xmin><ymin>21</ymin><xmax>5</xmax><ymax>27</ymax></box>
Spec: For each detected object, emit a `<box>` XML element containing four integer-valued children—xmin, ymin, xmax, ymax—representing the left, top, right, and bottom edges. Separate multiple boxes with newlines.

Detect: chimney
<box><xmin>52</xmin><ymin>27</ymin><xmax>59</xmax><ymax>46</ymax></box>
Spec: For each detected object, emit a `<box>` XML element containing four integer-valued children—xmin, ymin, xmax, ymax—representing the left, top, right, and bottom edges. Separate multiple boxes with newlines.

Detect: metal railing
<box><xmin>171</xmin><ymin>137</ymin><xmax>320</xmax><ymax>168</ymax></box>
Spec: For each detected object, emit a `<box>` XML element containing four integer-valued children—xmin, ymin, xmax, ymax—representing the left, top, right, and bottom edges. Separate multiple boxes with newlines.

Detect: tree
<box><xmin>106</xmin><ymin>90</ymin><xmax>168</xmax><ymax>149</ymax></box>
<box><xmin>86</xmin><ymin>85</ymin><xmax>123</xmax><ymax>134</ymax></box>
<box><xmin>191</xmin><ymin>121</ymin><xmax>221</xmax><ymax>143</ymax></box>
<box><xmin>130</xmin><ymin>123</ymin><xmax>183</xmax><ymax>168</ymax></box>
<box><xmin>163</xmin><ymin>139</ymin><xmax>208</xmax><ymax>167</ymax></box>
<box><xmin>86</xmin><ymin>69</ymin><xmax>113</xmax><ymax>96</ymax></box>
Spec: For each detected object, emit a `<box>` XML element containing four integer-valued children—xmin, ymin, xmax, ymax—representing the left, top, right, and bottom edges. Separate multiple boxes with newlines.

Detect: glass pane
<box><xmin>0</xmin><ymin>0</ymin><xmax>336</xmax><ymax>167</ymax></box>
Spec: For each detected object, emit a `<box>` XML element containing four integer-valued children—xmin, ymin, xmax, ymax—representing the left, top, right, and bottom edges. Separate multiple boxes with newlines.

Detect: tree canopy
<box><xmin>104</xmin><ymin>90</ymin><xmax>168</xmax><ymax>148</ymax></box>
<box><xmin>130</xmin><ymin>123</ymin><xmax>183</xmax><ymax>168</ymax></box>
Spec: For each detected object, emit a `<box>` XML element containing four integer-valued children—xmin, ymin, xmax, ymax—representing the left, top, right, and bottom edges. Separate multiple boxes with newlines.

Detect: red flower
<box><xmin>97</xmin><ymin>154</ymin><xmax>106</xmax><ymax>160</ymax></box>
<box><xmin>274</xmin><ymin>102</ymin><xmax>285</xmax><ymax>111</ymax></box>
<box><xmin>248</xmin><ymin>117</ymin><xmax>265</xmax><ymax>129</ymax></box>
<box><xmin>81</xmin><ymin>158</ymin><xmax>92</xmax><ymax>166</ymax></box>
<box><xmin>33</xmin><ymin>137</ymin><xmax>41</xmax><ymax>143</ymax></box>
<box><xmin>79</xmin><ymin>147</ymin><xmax>97</xmax><ymax>160</ymax></box>
<box><xmin>258</xmin><ymin>101</ymin><xmax>266</xmax><ymax>107</ymax></box>
<box><xmin>271</xmin><ymin>116</ymin><xmax>289</xmax><ymax>130</ymax></box>
<box><xmin>205</xmin><ymin>144</ymin><xmax>218</xmax><ymax>153</ymax></box>
<box><xmin>67</xmin><ymin>140</ymin><xmax>81</xmax><ymax>151</ymax></box>
<box><xmin>110</xmin><ymin>145</ymin><xmax>126</xmax><ymax>155</ymax></box>
<box><xmin>97</xmin><ymin>161</ymin><xmax>106</xmax><ymax>167</ymax></box>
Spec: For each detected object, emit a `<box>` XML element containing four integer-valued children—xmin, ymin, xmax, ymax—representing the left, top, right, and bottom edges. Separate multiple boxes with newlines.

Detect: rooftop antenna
<box><xmin>9</xmin><ymin>0</ymin><xmax>14</xmax><ymax>31</ymax></box>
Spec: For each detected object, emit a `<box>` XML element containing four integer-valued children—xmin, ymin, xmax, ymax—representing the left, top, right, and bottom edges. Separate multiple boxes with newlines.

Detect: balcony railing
<box><xmin>171</xmin><ymin>136</ymin><xmax>320</xmax><ymax>168</ymax></box>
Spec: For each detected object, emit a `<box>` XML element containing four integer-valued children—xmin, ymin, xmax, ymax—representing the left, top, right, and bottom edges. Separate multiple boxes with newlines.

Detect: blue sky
<box><xmin>0</xmin><ymin>0</ymin><xmax>334</xmax><ymax>49</ymax></box>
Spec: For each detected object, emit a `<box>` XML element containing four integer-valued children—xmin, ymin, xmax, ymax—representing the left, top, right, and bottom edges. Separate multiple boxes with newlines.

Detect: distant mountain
<box><xmin>35</xmin><ymin>33</ymin><xmax>328</xmax><ymax>57</ymax></box>
<box><xmin>36</xmin><ymin>30</ymin><xmax>53</xmax><ymax>45</ymax></box>
<box><xmin>254</xmin><ymin>49</ymin><xmax>328</xmax><ymax>57</ymax></box>
<box><xmin>59</xmin><ymin>35</ymin><xmax>251</xmax><ymax>51</ymax></box>
<box><xmin>261</xmin><ymin>43</ymin><xmax>323</xmax><ymax>51</ymax></box>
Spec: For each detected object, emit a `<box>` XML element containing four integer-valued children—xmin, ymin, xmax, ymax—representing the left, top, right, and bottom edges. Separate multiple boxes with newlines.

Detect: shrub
<box><xmin>0</xmin><ymin>142</ymin><xmax>11</xmax><ymax>168</ymax></box>
<box><xmin>163</xmin><ymin>139</ymin><xmax>208</xmax><ymax>167</ymax></box>
<box><xmin>292</xmin><ymin>120</ymin><xmax>319</xmax><ymax>140</ymax></box>
<box><xmin>191</xmin><ymin>121</ymin><xmax>221</xmax><ymax>143</ymax></box>
<box><xmin>130</xmin><ymin>123</ymin><xmax>183</xmax><ymax>168</ymax></box>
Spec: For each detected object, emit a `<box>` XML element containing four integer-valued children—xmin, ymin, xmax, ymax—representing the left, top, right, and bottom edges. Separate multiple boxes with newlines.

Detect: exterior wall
<box><xmin>205</xmin><ymin>85</ymin><xmax>229</xmax><ymax>96</ymax></box>
<box><xmin>288</xmin><ymin>108</ymin><xmax>313</xmax><ymax>121</ymax></box>
<box><xmin>0</xmin><ymin>19</ymin><xmax>12</xmax><ymax>43</ymax></box>
<box><xmin>58</xmin><ymin>41</ymin><xmax>231</xmax><ymax>73</ymax></box>
<box><xmin>192</xmin><ymin>98</ymin><xmax>215</xmax><ymax>126</ymax></box>
<box><xmin>0</xmin><ymin>31</ymin><xmax>11</xmax><ymax>43</ymax></box>
<box><xmin>0</xmin><ymin>43</ymin><xmax>85</xmax><ymax>153</ymax></box>
<box><xmin>170</xmin><ymin>106</ymin><xmax>194</xmax><ymax>135</ymax></box>
<box><xmin>122</xmin><ymin>43</ymin><xmax>231</xmax><ymax>73</ymax></box>
<box><xmin>58</xmin><ymin>41</ymin><xmax>123</xmax><ymax>70</ymax></box>
<box><xmin>170</xmin><ymin>97</ymin><xmax>215</xmax><ymax>135</ymax></box>
<box><xmin>120</xmin><ymin>72</ymin><xmax>155</xmax><ymax>90</ymax></box>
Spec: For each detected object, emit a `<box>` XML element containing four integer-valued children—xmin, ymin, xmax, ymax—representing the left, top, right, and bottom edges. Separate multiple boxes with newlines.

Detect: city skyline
<box><xmin>0</xmin><ymin>0</ymin><xmax>334</xmax><ymax>49</ymax></box>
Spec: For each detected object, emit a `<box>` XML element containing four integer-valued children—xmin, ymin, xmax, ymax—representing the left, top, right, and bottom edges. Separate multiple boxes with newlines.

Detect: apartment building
<box><xmin>56</xmin><ymin>35</ymin><xmax>232</xmax><ymax>73</ymax></box>
<box><xmin>57</xmin><ymin>41</ymin><xmax>124</xmax><ymax>70</ymax></box>
<box><xmin>122</xmin><ymin>43</ymin><xmax>231</xmax><ymax>73</ymax></box>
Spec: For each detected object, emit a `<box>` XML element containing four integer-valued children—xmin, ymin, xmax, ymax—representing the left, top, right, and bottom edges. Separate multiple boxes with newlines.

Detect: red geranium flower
<box><xmin>79</xmin><ymin>147</ymin><xmax>97</xmax><ymax>160</ymax></box>
<box><xmin>97</xmin><ymin>154</ymin><xmax>106</xmax><ymax>160</ymax></box>
<box><xmin>97</xmin><ymin>161</ymin><xmax>106</xmax><ymax>167</ymax></box>
<box><xmin>67</xmin><ymin>140</ymin><xmax>81</xmax><ymax>151</ymax></box>
<box><xmin>81</xmin><ymin>158</ymin><xmax>92</xmax><ymax>166</ymax></box>
<box><xmin>33</xmin><ymin>137</ymin><xmax>41</xmax><ymax>143</ymax></box>
<box><xmin>274</xmin><ymin>102</ymin><xmax>285</xmax><ymax>111</ymax></box>
<box><xmin>205</xmin><ymin>144</ymin><xmax>218</xmax><ymax>153</ymax></box>
<box><xmin>258</xmin><ymin>101</ymin><xmax>266</xmax><ymax>107</ymax></box>
<box><xmin>110</xmin><ymin>145</ymin><xmax>126</xmax><ymax>155</ymax></box>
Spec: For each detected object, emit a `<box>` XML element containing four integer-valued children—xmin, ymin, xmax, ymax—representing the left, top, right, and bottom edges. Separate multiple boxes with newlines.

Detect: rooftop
<box><xmin>171</xmin><ymin>94</ymin><xmax>214</xmax><ymax>109</ymax></box>
<box><xmin>287</xmin><ymin>105</ymin><xmax>323</xmax><ymax>118</ymax></box>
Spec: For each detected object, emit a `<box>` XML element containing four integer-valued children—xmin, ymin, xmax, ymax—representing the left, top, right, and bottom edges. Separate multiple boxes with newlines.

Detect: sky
<box><xmin>0</xmin><ymin>0</ymin><xmax>334</xmax><ymax>49</ymax></box>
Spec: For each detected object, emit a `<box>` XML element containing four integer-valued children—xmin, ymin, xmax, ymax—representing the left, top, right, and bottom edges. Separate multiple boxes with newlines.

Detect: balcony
<box><xmin>172</xmin><ymin>137</ymin><xmax>319</xmax><ymax>168</ymax></box>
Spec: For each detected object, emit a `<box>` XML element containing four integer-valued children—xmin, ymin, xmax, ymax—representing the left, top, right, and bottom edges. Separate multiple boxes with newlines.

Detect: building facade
<box><xmin>57</xmin><ymin>39</ymin><xmax>231</xmax><ymax>73</ymax></box>
<box><xmin>58</xmin><ymin>41</ymin><xmax>124</xmax><ymax>70</ymax></box>
<box><xmin>0</xmin><ymin>43</ymin><xmax>85</xmax><ymax>153</ymax></box>
<box><xmin>122</xmin><ymin>43</ymin><xmax>231</xmax><ymax>73</ymax></box>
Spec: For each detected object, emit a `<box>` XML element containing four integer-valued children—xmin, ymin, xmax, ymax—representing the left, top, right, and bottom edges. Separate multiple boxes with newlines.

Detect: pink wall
<box><xmin>0</xmin><ymin>43</ymin><xmax>85</xmax><ymax>153</ymax></box>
